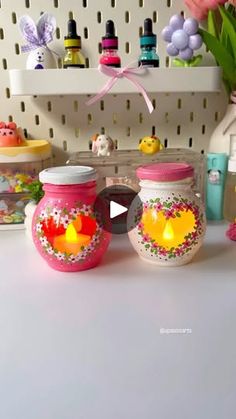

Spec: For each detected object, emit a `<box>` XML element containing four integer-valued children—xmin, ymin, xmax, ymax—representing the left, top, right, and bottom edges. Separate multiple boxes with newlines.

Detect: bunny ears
<box><xmin>19</xmin><ymin>12</ymin><xmax>56</xmax><ymax>53</ymax></box>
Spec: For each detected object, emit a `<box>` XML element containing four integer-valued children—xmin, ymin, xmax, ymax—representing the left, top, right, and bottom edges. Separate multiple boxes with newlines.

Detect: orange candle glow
<box><xmin>53</xmin><ymin>221</ymin><xmax>91</xmax><ymax>255</ymax></box>
<box><xmin>142</xmin><ymin>209</ymin><xmax>196</xmax><ymax>249</ymax></box>
<box><xmin>162</xmin><ymin>220</ymin><xmax>174</xmax><ymax>241</ymax></box>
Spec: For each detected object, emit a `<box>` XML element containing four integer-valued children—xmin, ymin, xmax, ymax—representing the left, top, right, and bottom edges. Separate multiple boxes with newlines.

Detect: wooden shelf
<box><xmin>9</xmin><ymin>67</ymin><xmax>221</xmax><ymax>96</ymax></box>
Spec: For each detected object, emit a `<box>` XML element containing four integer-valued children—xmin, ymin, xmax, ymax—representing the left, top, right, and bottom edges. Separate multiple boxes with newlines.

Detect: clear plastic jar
<box><xmin>128</xmin><ymin>163</ymin><xmax>206</xmax><ymax>266</ymax></box>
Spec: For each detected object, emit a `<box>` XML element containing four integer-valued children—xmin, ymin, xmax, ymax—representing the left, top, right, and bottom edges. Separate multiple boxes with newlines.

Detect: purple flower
<box><xmin>161</xmin><ymin>14</ymin><xmax>203</xmax><ymax>62</ymax></box>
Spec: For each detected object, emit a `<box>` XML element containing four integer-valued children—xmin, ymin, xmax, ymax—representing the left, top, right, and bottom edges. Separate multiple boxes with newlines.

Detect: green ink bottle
<box><xmin>139</xmin><ymin>18</ymin><xmax>159</xmax><ymax>67</ymax></box>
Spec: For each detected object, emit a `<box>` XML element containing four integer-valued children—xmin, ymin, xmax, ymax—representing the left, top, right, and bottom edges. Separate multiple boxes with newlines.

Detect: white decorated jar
<box><xmin>128</xmin><ymin>163</ymin><xmax>206</xmax><ymax>266</ymax></box>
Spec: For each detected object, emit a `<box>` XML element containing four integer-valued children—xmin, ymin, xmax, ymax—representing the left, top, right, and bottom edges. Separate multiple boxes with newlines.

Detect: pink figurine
<box><xmin>0</xmin><ymin>122</ymin><xmax>23</xmax><ymax>147</ymax></box>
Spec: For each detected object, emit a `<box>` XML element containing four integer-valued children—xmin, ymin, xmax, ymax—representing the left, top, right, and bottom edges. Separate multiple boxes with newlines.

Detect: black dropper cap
<box><xmin>144</xmin><ymin>18</ymin><xmax>154</xmax><ymax>36</ymax></box>
<box><xmin>140</xmin><ymin>18</ymin><xmax>156</xmax><ymax>47</ymax></box>
<box><xmin>105</xmin><ymin>20</ymin><xmax>116</xmax><ymax>38</ymax></box>
<box><xmin>64</xmin><ymin>19</ymin><xmax>81</xmax><ymax>48</ymax></box>
<box><xmin>102</xmin><ymin>19</ymin><xmax>118</xmax><ymax>49</ymax></box>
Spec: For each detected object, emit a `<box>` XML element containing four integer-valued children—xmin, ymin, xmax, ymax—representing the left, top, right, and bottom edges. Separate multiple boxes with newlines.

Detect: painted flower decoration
<box><xmin>135</xmin><ymin>196</ymin><xmax>205</xmax><ymax>260</ymax></box>
<box><xmin>35</xmin><ymin>203</ymin><xmax>104</xmax><ymax>265</ymax></box>
<box><xmin>226</xmin><ymin>221</ymin><xmax>236</xmax><ymax>241</ymax></box>
<box><xmin>161</xmin><ymin>14</ymin><xmax>203</xmax><ymax>66</ymax></box>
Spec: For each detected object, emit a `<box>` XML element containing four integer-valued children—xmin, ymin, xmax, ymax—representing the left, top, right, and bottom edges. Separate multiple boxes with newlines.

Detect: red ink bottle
<box><xmin>99</xmin><ymin>20</ymin><xmax>121</xmax><ymax>68</ymax></box>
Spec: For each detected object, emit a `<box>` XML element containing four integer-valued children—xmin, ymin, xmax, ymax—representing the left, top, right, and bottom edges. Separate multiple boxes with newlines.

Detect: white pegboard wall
<box><xmin>0</xmin><ymin>0</ymin><xmax>228</xmax><ymax>164</ymax></box>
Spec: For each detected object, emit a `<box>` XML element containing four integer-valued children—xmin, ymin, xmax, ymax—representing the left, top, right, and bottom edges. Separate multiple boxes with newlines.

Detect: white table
<box><xmin>0</xmin><ymin>223</ymin><xmax>235</xmax><ymax>419</ymax></box>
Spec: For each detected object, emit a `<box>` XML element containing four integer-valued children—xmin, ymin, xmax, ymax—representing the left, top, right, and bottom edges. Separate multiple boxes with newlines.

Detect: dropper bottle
<box><xmin>139</xmin><ymin>18</ymin><xmax>159</xmax><ymax>67</ymax></box>
<box><xmin>63</xmin><ymin>19</ymin><xmax>85</xmax><ymax>68</ymax></box>
<box><xmin>223</xmin><ymin>135</ymin><xmax>236</xmax><ymax>222</ymax></box>
<box><xmin>99</xmin><ymin>20</ymin><xmax>121</xmax><ymax>68</ymax></box>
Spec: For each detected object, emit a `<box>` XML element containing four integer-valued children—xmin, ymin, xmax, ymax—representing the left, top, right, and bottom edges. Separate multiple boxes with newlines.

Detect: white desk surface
<box><xmin>0</xmin><ymin>223</ymin><xmax>235</xmax><ymax>419</ymax></box>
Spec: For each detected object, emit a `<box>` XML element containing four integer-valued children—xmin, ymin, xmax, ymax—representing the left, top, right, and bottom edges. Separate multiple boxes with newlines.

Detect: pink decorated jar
<box><xmin>32</xmin><ymin>166</ymin><xmax>111</xmax><ymax>272</ymax></box>
<box><xmin>128</xmin><ymin>163</ymin><xmax>206</xmax><ymax>266</ymax></box>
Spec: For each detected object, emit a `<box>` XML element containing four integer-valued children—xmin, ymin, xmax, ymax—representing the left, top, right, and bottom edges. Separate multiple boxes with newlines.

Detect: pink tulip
<box><xmin>184</xmin><ymin>0</ymin><xmax>228</xmax><ymax>21</ymax></box>
<box><xmin>228</xmin><ymin>0</ymin><xmax>236</xmax><ymax>5</ymax></box>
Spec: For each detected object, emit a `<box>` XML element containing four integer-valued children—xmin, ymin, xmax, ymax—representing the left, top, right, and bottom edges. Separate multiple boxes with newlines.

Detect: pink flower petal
<box><xmin>184</xmin><ymin>0</ymin><xmax>228</xmax><ymax>21</ymax></box>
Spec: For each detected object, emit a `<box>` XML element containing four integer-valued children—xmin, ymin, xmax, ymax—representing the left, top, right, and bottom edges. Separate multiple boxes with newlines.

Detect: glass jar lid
<box><xmin>137</xmin><ymin>162</ymin><xmax>194</xmax><ymax>182</ymax></box>
<box><xmin>39</xmin><ymin>166</ymin><xmax>97</xmax><ymax>185</ymax></box>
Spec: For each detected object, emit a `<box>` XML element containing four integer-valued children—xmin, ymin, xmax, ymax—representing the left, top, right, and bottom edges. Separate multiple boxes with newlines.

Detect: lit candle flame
<box><xmin>65</xmin><ymin>223</ymin><xmax>79</xmax><ymax>243</ymax></box>
<box><xmin>163</xmin><ymin>220</ymin><xmax>174</xmax><ymax>241</ymax></box>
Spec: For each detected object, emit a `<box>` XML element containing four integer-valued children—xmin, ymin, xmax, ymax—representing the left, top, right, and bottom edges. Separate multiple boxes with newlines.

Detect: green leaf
<box><xmin>226</xmin><ymin>4</ymin><xmax>235</xmax><ymax>16</ymax></box>
<box><xmin>207</xmin><ymin>10</ymin><xmax>219</xmax><ymax>39</ymax></box>
<box><xmin>190</xmin><ymin>55</ymin><xmax>203</xmax><ymax>67</ymax></box>
<box><xmin>219</xmin><ymin>5</ymin><xmax>236</xmax><ymax>61</ymax></box>
<box><xmin>199</xmin><ymin>28</ymin><xmax>236</xmax><ymax>86</ymax></box>
<box><xmin>22</xmin><ymin>180</ymin><xmax>44</xmax><ymax>204</ymax></box>
<box><xmin>172</xmin><ymin>58</ymin><xmax>185</xmax><ymax>67</ymax></box>
<box><xmin>220</xmin><ymin>24</ymin><xmax>234</xmax><ymax>58</ymax></box>
<box><xmin>222</xmin><ymin>77</ymin><xmax>232</xmax><ymax>96</ymax></box>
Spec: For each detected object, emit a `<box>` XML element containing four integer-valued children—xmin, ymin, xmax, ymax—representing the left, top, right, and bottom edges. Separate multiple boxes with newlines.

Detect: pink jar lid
<box><xmin>136</xmin><ymin>162</ymin><xmax>194</xmax><ymax>182</ymax></box>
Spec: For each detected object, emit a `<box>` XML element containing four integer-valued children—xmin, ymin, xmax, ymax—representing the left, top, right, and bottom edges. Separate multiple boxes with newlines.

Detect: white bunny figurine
<box><xmin>92</xmin><ymin>134</ymin><xmax>115</xmax><ymax>157</ymax></box>
<box><xmin>19</xmin><ymin>12</ymin><xmax>57</xmax><ymax>69</ymax></box>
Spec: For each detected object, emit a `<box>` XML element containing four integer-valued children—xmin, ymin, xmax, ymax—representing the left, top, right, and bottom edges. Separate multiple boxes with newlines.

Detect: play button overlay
<box><xmin>94</xmin><ymin>185</ymin><xmax>142</xmax><ymax>234</ymax></box>
<box><xmin>110</xmin><ymin>201</ymin><xmax>128</xmax><ymax>219</ymax></box>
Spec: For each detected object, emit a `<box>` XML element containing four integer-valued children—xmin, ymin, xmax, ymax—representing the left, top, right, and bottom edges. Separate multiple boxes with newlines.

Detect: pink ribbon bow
<box><xmin>86</xmin><ymin>63</ymin><xmax>154</xmax><ymax>114</ymax></box>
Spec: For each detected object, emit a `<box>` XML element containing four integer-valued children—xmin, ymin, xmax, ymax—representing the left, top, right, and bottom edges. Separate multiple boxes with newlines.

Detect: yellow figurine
<box><xmin>139</xmin><ymin>135</ymin><xmax>163</xmax><ymax>155</ymax></box>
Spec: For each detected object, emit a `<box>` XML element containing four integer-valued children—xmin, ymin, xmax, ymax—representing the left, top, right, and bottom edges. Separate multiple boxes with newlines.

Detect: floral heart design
<box><xmin>142</xmin><ymin>208</ymin><xmax>196</xmax><ymax>249</ymax></box>
<box><xmin>136</xmin><ymin>196</ymin><xmax>204</xmax><ymax>259</ymax></box>
<box><xmin>41</xmin><ymin>214</ymin><xmax>97</xmax><ymax>246</ymax></box>
<box><xmin>35</xmin><ymin>204</ymin><xmax>104</xmax><ymax>264</ymax></box>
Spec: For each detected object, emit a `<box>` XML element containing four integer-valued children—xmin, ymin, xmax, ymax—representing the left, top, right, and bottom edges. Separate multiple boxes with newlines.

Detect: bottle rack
<box><xmin>0</xmin><ymin>0</ymin><xmax>228</xmax><ymax>163</ymax></box>
<box><xmin>9</xmin><ymin>67</ymin><xmax>221</xmax><ymax>96</ymax></box>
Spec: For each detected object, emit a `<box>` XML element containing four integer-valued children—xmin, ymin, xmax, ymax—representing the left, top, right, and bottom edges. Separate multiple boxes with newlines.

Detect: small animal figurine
<box><xmin>19</xmin><ymin>12</ymin><xmax>57</xmax><ymax>69</ymax></box>
<box><xmin>0</xmin><ymin>176</ymin><xmax>10</xmax><ymax>192</ymax></box>
<box><xmin>0</xmin><ymin>199</ymin><xmax>8</xmax><ymax>214</ymax></box>
<box><xmin>208</xmin><ymin>169</ymin><xmax>221</xmax><ymax>185</ymax></box>
<box><xmin>139</xmin><ymin>135</ymin><xmax>163</xmax><ymax>155</ymax></box>
<box><xmin>92</xmin><ymin>134</ymin><xmax>115</xmax><ymax>157</ymax></box>
<box><xmin>0</xmin><ymin>122</ymin><xmax>23</xmax><ymax>147</ymax></box>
